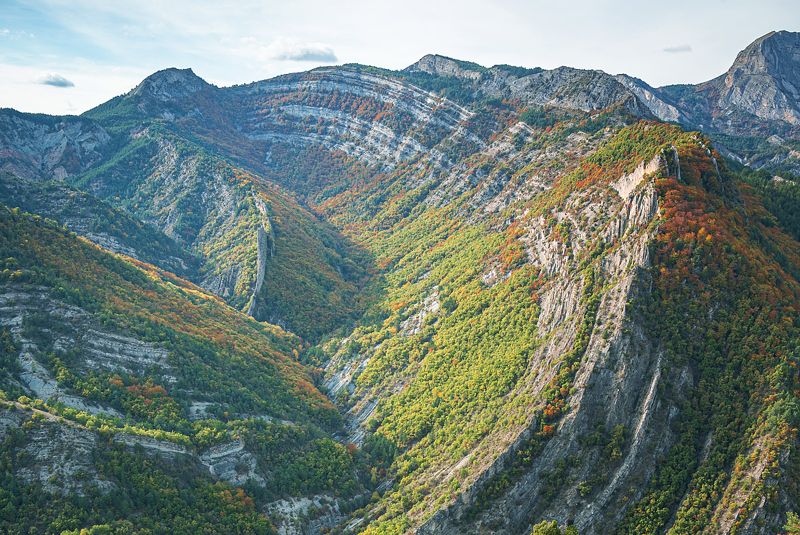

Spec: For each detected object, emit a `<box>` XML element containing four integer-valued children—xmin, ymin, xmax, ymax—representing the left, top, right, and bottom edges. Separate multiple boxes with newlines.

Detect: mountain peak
<box><xmin>728</xmin><ymin>30</ymin><xmax>800</xmax><ymax>78</ymax></box>
<box><xmin>404</xmin><ymin>54</ymin><xmax>486</xmax><ymax>80</ymax></box>
<box><xmin>717</xmin><ymin>30</ymin><xmax>800</xmax><ymax>124</ymax></box>
<box><xmin>131</xmin><ymin>67</ymin><xmax>210</xmax><ymax>102</ymax></box>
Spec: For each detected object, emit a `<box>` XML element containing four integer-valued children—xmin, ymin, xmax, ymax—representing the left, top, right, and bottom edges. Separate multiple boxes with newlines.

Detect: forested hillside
<box><xmin>0</xmin><ymin>206</ymin><xmax>369</xmax><ymax>533</ymax></box>
<box><xmin>1</xmin><ymin>30</ymin><xmax>799</xmax><ymax>535</ymax></box>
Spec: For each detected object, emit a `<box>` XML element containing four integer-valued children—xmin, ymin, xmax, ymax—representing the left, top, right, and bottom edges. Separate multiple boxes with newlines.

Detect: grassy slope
<box><xmin>0</xmin><ymin>205</ymin><xmax>332</xmax><ymax>423</ymax></box>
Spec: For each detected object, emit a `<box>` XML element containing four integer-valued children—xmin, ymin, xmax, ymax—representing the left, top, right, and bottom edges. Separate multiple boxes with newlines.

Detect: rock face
<box><xmin>199</xmin><ymin>439</ymin><xmax>266</xmax><ymax>487</ymax></box>
<box><xmin>0</xmin><ymin>108</ymin><xmax>110</xmax><ymax>180</ymax></box>
<box><xmin>0</xmin><ymin>172</ymin><xmax>195</xmax><ymax>276</ymax></box>
<box><xmin>708</xmin><ymin>30</ymin><xmax>800</xmax><ymax>126</ymax></box>
<box><xmin>405</xmin><ymin>54</ymin><xmax>486</xmax><ymax>80</ymax></box>
<box><xmin>0</xmin><ymin>403</ymin><xmax>268</xmax><ymax>496</ymax></box>
<box><xmin>419</xmin><ymin>172</ymin><xmax>671</xmax><ymax>534</ymax></box>
<box><xmin>131</xmin><ymin>68</ymin><xmax>211</xmax><ymax>103</ymax></box>
<box><xmin>231</xmin><ymin>66</ymin><xmax>482</xmax><ymax>173</ymax></box>
<box><xmin>619</xmin><ymin>31</ymin><xmax>800</xmax><ymax>133</ymax></box>
<box><xmin>0</xmin><ymin>285</ymin><xmax>168</xmax><ymax>415</ymax></box>
<box><xmin>246</xmin><ymin>197</ymin><xmax>275</xmax><ymax>315</ymax></box>
<box><xmin>266</xmin><ymin>495</ymin><xmax>344</xmax><ymax>535</ymax></box>
<box><xmin>406</xmin><ymin>54</ymin><xmax>642</xmax><ymax>113</ymax></box>
<box><xmin>507</xmin><ymin>67</ymin><xmax>642</xmax><ymax>112</ymax></box>
<box><xmin>615</xmin><ymin>75</ymin><xmax>685</xmax><ymax>123</ymax></box>
<box><xmin>0</xmin><ymin>405</ymin><xmax>115</xmax><ymax>495</ymax></box>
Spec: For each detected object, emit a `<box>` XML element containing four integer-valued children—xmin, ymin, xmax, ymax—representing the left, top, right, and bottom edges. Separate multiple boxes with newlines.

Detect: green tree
<box><xmin>531</xmin><ymin>520</ymin><xmax>562</xmax><ymax>535</ymax></box>
<box><xmin>786</xmin><ymin>512</ymin><xmax>800</xmax><ymax>535</ymax></box>
<box><xmin>530</xmin><ymin>520</ymin><xmax>579</xmax><ymax>535</ymax></box>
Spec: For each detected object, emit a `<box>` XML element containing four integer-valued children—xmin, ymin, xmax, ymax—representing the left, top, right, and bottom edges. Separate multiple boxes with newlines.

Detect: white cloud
<box><xmin>663</xmin><ymin>44</ymin><xmax>693</xmax><ymax>53</ymax></box>
<box><xmin>238</xmin><ymin>37</ymin><xmax>337</xmax><ymax>63</ymax></box>
<box><xmin>0</xmin><ymin>28</ymin><xmax>35</xmax><ymax>39</ymax></box>
<box><xmin>39</xmin><ymin>73</ymin><xmax>75</xmax><ymax>87</ymax></box>
<box><xmin>267</xmin><ymin>38</ymin><xmax>337</xmax><ymax>62</ymax></box>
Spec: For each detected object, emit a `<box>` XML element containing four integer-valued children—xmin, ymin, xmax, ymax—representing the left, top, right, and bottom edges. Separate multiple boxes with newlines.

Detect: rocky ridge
<box><xmin>0</xmin><ymin>30</ymin><xmax>799</xmax><ymax>535</ymax></box>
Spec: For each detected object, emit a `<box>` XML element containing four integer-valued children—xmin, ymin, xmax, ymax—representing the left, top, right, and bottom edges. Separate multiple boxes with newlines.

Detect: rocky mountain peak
<box><xmin>404</xmin><ymin>54</ymin><xmax>485</xmax><ymax>80</ymax></box>
<box><xmin>715</xmin><ymin>30</ymin><xmax>800</xmax><ymax>124</ymax></box>
<box><xmin>131</xmin><ymin>67</ymin><xmax>211</xmax><ymax>102</ymax></box>
<box><xmin>726</xmin><ymin>31</ymin><xmax>800</xmax><ymax>79</ymax></box>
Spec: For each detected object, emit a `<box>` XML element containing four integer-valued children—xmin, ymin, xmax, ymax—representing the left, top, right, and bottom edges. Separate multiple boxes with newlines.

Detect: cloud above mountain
<box><xmin>663</xmin><ymin>44</ymin><xmax>693</xmax><ymax>53</ymax></box>
<box><xmin>39</xmin><ymin>74</ymin><xmax>75</xmax><ymax>87</ymax></box>
<box><xmin>263</xmin><ymin>38</ymin><xmax>337</xmax><ymax>62</ymax></box>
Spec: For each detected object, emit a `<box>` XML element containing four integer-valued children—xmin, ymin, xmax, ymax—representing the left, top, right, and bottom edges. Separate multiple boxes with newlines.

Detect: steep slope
<box><xmin>0</xmin><ymin>109</ymin><xmax>200</xmax><ymax>277</ymax></box>
<box><xmin>0</xmin><ymin>205</ymin><xmax>370</xmax><ymax>533</ymax></box>
<box><xmin>422</xmin><ymin>128</ymin><xmax>800</xmax><ymax>535</ymax></box>
<box><xmin>685</xmin><ymin>30</ymin><xmax>800</xmax><ymax>132</ymax></box>
<box><xmin>67</xmin><ymin>126</ymin><xmax>368</xmax><ymax>339</ymax></box>
<box><xmin>0</xmin><ymin>172</ymin><xmax>196</xmax><ymax>276</ymax></box>
<box><xmin>0</xmin><ymin>204</ymin><xmax>340</xmax><ymax>429</ymax></box>
<box><xmin>308</xmin><ymin>121</ymin><xmax>800</xmax><ymax>534</ymax></box>
<box><xmin>68</xmin><ymin>58</ymin><xmax>655</xmax><ymax>337</ymax></box>
<box><xmin>620</xmin><ymin>31</ymin><xmax>800</xmax><ymax>134</ymax></box>
<box><xmin>84</xmin><ymin>68</ymin><xmax>227</xmax><ymax>136</ymax></box>
<box><xmin>84</xmin><ymin>58</ymin><xmax>651</xmax><ymax>205</ymax></box>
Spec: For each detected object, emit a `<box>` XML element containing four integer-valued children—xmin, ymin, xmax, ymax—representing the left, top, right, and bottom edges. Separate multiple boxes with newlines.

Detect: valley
<box><xmin>1</xmin><ymin>29</ymin><xmax>800</xmax><ymax>535</ymax></box>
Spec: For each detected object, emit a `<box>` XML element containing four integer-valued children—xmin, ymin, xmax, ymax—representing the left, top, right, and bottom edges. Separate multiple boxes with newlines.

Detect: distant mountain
<box><xmin>1</xmin><ymin>30</ymin><xmax>800</xmax><ymax>535</ymax></box>
<box><xmin>407</xmin><ymin>32</ymin><xmax>800</xmax><ymax>175</ymax></box>
<box><xmin>0</xmin><ymin>108</ymin><xmax>110</xmax><ymax>180</ymax></box>
<box><xmin>621</xmin><ymin>30</ymin><xmax>800</xmax><ymax>173</ymax></box>
<box><xmin>706</xmin><ymin>30</ymin><xmax>800</xmax><ymax>126</ymax></box>
<box><xmin>405</xmin><ymin>53</ymin><xmax>646</xmax><ymax>114</ymax></box>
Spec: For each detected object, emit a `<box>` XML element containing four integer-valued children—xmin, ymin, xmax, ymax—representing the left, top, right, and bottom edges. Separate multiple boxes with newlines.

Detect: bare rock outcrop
<box><xmin>0</xmin><ymin>109</ymin><xmax>110</xmax><ymax>181</ymax></box>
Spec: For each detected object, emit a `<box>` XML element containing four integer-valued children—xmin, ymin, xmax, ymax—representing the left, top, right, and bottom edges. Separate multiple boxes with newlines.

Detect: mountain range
<box><xmin>1</xmin><ymin>30</ymin><xmax>800</xmax><ymax>534</ymax></box>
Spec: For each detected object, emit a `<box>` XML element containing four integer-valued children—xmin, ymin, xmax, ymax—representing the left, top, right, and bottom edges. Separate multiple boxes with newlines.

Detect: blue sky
<box><xmin>2</xmin><ymin>0</ymin><xmax>799</xmax><ymax>115</ymax></box>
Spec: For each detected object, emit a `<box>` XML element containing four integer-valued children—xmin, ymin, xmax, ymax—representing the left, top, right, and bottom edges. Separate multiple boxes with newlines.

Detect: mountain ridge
<box><xmin>1</xmin><ymin>30</ymin><xmax>800</xmax><ymax>535</ymax></box>
<box><xmin>75</xmin><ymin>29</ymin><xmax>800</xmax><ymax>177</ymax></box>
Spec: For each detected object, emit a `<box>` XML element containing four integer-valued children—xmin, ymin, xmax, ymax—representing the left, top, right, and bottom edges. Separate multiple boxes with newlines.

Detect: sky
<box><xmin>1</xmin><ymin>0</ymin><xmax>799</xmax><ymax>115</ymax></box>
